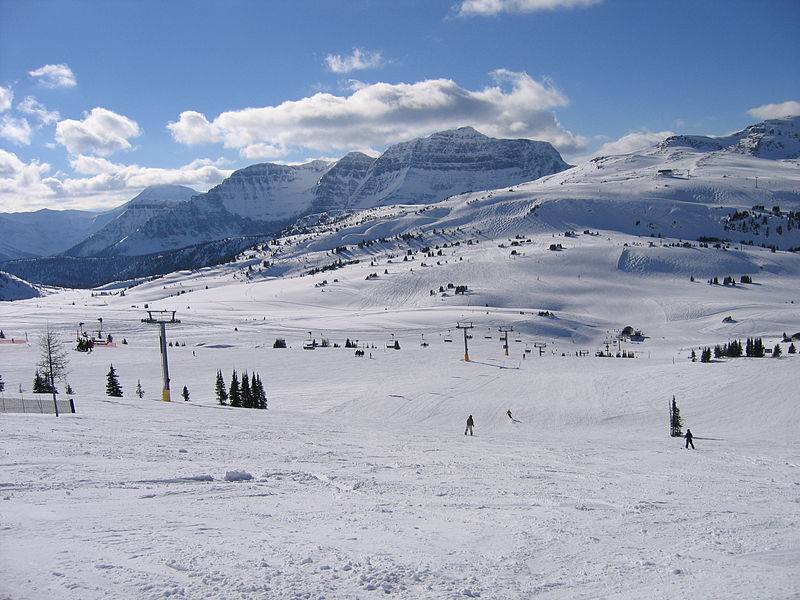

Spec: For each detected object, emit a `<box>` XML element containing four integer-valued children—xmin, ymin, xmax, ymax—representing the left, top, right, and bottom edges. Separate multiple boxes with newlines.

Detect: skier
<box><xmin>685</xmin><ymin>428</ymin><xmax>695</xmax><ymax>449</ymax></box>
<box><xmin>465</xmin><ymin>414</ymin><xmax>474</xmax><ymax>436</ymax></box>
<box><xmin>506</xmin><ymin>409</ymin><xmax>513</xmax><ymax>421</ymax></box>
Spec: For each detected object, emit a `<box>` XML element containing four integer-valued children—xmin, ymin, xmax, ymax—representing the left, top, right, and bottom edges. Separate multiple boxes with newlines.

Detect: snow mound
<box><xmin>224</xmin><ymin>470</ymin><xmax>253</xmax><ymax>482</ymax></box>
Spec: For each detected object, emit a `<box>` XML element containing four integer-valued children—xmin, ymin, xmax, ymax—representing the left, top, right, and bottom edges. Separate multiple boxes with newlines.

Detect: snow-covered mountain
<box><xmin>660</xmin><ymin>116</ymin><xmax>800</xmax><ymax>159</ymax></box>
<box><xmin>63</xmin><ymin>185</ymin><xmax>197</xmax><ymax>257</ymax></box>
<box><xmin>3</xmin><ymin>118</ymin><xmax>798</xmax><ymax>289</ymax></box>
<box><xmin>91</xmin><ymin>127</ymin><xmax>570</xmax><ymax>256</ymax></box>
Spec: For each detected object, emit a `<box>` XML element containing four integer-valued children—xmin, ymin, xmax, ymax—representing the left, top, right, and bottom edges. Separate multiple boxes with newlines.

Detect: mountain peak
<box><xmin>429</xmin><ymin>126</ymin><xmax>487</xmax><ymax>139</ymax></box>
<box><xmin>660</xmin><ymin>115</ymin><xmax>800</xmax><ymax>159</ymax></box>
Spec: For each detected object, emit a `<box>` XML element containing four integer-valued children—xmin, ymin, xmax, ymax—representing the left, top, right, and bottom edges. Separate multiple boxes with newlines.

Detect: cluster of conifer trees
<box><xmin>215</xmin><ymin>370</ymin><xmax>267</xmax><ymax>409</ymax></box>
<box><xmin>697</xmin><ymin>337</ymin><xmax>784</xmax><ymax>362</ymax></box>
<box><xmin>32</xmin><ymin>370</ymin><xmax>56</xmax><ymax>394</ymax></box>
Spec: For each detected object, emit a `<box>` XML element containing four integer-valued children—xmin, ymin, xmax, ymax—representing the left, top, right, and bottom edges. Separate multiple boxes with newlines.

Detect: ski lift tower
<box><xmin>141</xmin><ymin>310</ymin><xmax>181</xmax><ymax>402</ymax></box>
<box><xmin>499</xmin><ymin>326</ymin><xmax>513</xmax><ymax>357</ymax></box>
<box><xmin>456</xmin><ymin>321</ymin><xmax>474</xmax><ymax>361</ymax></box>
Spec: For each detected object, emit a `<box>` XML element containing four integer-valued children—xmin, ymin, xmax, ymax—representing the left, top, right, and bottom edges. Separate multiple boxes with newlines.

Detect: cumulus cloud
<box><xmin>0</xmin><ymin>86</ymin><xmax>13</xmax><ymax>112</ymax></box>
<box><xmin>0</xmin><ymin>149</ymin><xmax>232</xmax><ymax>211</ymax></box>
<box><xmin>28</xmin><ymin>63</ymin><xmax>77</xmax><ymax>88</ymax></box>
<box><xmin>168</xmin><ymin>70</ymin><xmax>585</xmax><ymax>156</ymax></box>
<box><xmin>240</xmin><ymin>143</ymin><xmax>286</xmax><ymax>160</ymax></box>
<box><xmin>17</xmin><ymin>96</ymin><xmax>60</xmax><ymax>125</ymax></box>
<box><xmin>0</xmin><ymin>115</ymin><xmax>33</xmax><ymax>145</ymax></box>
<box><xmin>456</xmin><ymin>0</ymin><xmax>602</xmax><ymax>16</ymax></box>
<box><xmin>746</xmin><ymin>101</ymin><xmax>800</xmax><ymax>120</ymax></box>
<box><xmin>55</xmin><ymin>107</ymin><xmax>141</xmax><ymax>156</ymax></box>
<box><xmin>325</xmin><ymin>48</ymin><xmax>386</xmax><ymax>74</ymax></box>
<box><xmin>0</xmin><ymin>149</ymin><xmax>55</xmax><ymax>208</ymax></box>
<box><xmin>570</xmin><ymin>130</ymin><xmax>673</xmax><ymax>163</ymax></box>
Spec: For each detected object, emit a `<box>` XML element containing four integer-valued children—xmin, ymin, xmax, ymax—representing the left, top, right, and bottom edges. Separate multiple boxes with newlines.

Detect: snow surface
<box><xmin>1</xmin><ymin>218</ymin><xmax>799</xmax><ymax>599</ymax></box>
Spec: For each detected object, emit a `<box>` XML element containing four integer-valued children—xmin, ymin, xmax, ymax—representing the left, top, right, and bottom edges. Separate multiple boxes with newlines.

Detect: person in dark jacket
<box><xmin>465</xmin><ymin>414</ymin><xmax>474</xmax><ymax>436</ymax></box>
<box><xmin>685</xmin><ymin>428</ymin><xmax>695</xmax><ymax>449</ymax></box>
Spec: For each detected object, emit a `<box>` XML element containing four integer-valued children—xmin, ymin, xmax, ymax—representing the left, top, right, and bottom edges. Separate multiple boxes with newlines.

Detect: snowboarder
<box><xmin>465</xmin><ymin>414</ymin><xmax>474</xmax><ymax>436</ymax></box>
<box><xmin>685</xmin><ymin>428</ymin><xmax>695</xmax><ymax>449</ymax></box>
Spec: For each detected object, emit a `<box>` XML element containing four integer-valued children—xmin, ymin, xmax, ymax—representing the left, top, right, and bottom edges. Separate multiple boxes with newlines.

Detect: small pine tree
<box><xmin>106</xmin><ymin>364</ymin><xmax>123</xmax><ymax>397</ymax></box>
<box><xmin>135</xmin><ymin>379</ymin><xmax>144</xmax><ymax>399</ymax></box>
<box><xmin>241</xmin><ymin>371</ymin><xmax>252</xmax><ymax>408</ymax></box>
<box><xmin>182</xmin><ymin>385</ymin><xmax>190</xmax><ymax>401</ymax></box>
<box><xmin>0</xmin><ymin>373</ymin><xmax>5</xmax><ymax>393</ymax></box>
<box><xmin>229</xmin><ymin>370</ymin><xmax>241</xmax><ymax>407</ymax></box>
<box><xmin>66</xmin><ymin>383</ymin><xmax>74</xmax><ymax>395</ymax></box>
<box><xmin>690</xmin><ymin>349</ymin><xmax>696</xmax><ymax>362</ymax></box>
<box><xmin>700</xmin><ymin>347</ymin><xmax>712</xmax><ymax>363</ymax></box>
<box><xmin>772</xmin><ymin>344</ymin><xmax>782</xmax><ymax>358</ymax></box>
<box><xmin>252</xmin><ymin>373</ymin><xmax>268</xmax><ymax>409</ymax></box>
<box><xmin>670</xmin><ymin>396</ymin><xmax>683</xmax><ymax>437</ymax></box>
<box><xmin>215</xmin><ymin>370</ymin><xmax>228</xmax><ymax>405</ymax></box>
<box><xmin>33</xmin><ymin>370</ymin><xmax>45</xmax><ymax>393</ymax></box>
<box><xmin>789</xmin><ymin>343</ymin><xmax>797</xmax><ymax>354</ymax></box>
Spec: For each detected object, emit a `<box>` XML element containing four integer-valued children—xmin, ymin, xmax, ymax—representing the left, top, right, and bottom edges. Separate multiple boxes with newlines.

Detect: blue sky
<box><xmin>0</xmin><ymin>0</ymin><xmax>798</xmax><ymax>212</ymax></box>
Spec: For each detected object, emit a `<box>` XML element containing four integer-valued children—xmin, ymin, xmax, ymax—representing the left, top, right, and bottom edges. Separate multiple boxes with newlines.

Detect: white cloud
<box><xmin>28</xmin><ymin>63</ymin><xmax>77</xmax><ymax>88</ymax></box>
<box><xmin>325</xmin><ymin>48</ymin><xmax>386</xmax><ymax>74</ymax></box>
<box><xmin>0</xmin><ymin>86</ymin><xmax>13</xmax><ymax>112</ymax></box>
<box><xmin>0</xmin><ymin>149</ymin><xmax>55</xmax><ymax>208</ymax></box>
<box><xmin>0</xmin><ymin>116</ymin><xmax>33</xmax><ymax>145</ymax></box>
<box><xmin>571</xmin><ymin>130</ymin><xmax>673</xmax><ymax>163</ymax></box>
<box><xmin>456</xmin><ymin>0</ymin><xmax>602</xmax><ymax>16</ymax></box>
<box><xmin>168</xmin><ymin>70</ymin><xmax>585</xmax><ymax>156</ymax></box>
<box><xmin>55</xmin><ymin>107</ymin><xmax>141</xmax><ymax>156</ymax></box>
<box><xmin>240</xmin><ymin>143</ymin><xmax>286</xmax><ymax>160</ymax></box>
<box><xmin>17</xmin><ymin>96</ymin><xmax>60</xmax><ymax>125</ymax></box>
<box><xmin>746</xmin><ymin>101</ymin><xmax>800</xmax><ymax>120</ymax></box>
<box><xmin>0</xmin><ymin>149</ymin><xmax>233</xmax><ymax>212</ymax></box>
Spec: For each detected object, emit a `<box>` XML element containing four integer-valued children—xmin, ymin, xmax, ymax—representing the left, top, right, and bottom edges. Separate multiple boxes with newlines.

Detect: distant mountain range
<box><xmin>1</xmin><ymin>117</ymin><xmax>798</xmax><ymax>291</ymax></box>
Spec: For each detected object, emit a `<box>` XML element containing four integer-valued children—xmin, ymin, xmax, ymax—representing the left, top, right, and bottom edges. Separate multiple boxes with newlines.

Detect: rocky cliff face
<box><xmin>347</xmin><ymin>127</ymin><xmax>570</xmax><ymax>209</ymax></box>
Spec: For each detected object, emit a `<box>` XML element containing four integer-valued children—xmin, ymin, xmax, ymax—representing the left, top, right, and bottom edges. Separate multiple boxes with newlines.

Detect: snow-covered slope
<box><xmin>63</xmin><ymin>185</ymin><xmax>197</xmax><ymax>257</ymax></box>
<box><xmin>0</xmin><ymin>270</ymin><xmax>40</xmax><ymax>300</ymax></box>
<box><xmin>0</xmin><ymin>209</ymin><xmax>798</xmax><ymax>598</ymax></box>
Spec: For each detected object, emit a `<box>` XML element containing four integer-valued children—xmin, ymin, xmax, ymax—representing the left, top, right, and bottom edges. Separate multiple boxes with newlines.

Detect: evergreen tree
<box><xmin>0</xmin><ymin>373</ymin><xmax>4</xmax><ymax>394</ymax></box>
<box><xmin>106</xmin><ymin>364</ymin><xmax>123</xmax><ymax>397</ymax></box>
<box><xmin>241</xmin><ymin>371</ymin><xmax>252</xmax><ymax>408</ymax></box>
<box><xmin>700</xmin><ymin>347</ymin><xmax>712</xmax><ymax>363</ymax></box>
<box><xmin>33</xmin><ymin>370</ymin><xmax>45</xmax><ymax>393</ymax></box>
<box><xmin>789</xmin><ymin>343</ymin><xmax>797</xmax><ymax>354</ymax></box>
<box><xmin>670</xmin><ymin>396</ymin><xmax>683</xmax><ymax>437</ymax></box>
<box><xmin>182</xmin><ymin>385</ymin><xmax>190</xmax><ymax>401</ymax></box>
<box><xmin>252</xmin><ymin>373</ymin><xmax>268</xmax><ymax>409</ymax></box>
<box><xmin>772</xmin><ymin>344</ymin><xmax>782</xmax><ymax>358</ymax></box>
<box><xmin>66</xmin><ymin>383</ymin><xmax>74</xmax><ymax>395</ymax></box>
<box><xmin>229</xmin><ymin>370</ymin><xmax>241</xmax><ymax>407</ymax></box>
<box><xmin>135</xmin><ymin>380</ymin><xmax>144</xmax><ymax>398</ymax></box>
<box><xmin>215</xmin><ymin>370</ymin><xmax>228</xmax><ymax>405</ymax></box>
<box><xmin>689</xmin><ymin>349</ymin><xmax>696</xmax><ymax>362</ymax></box>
